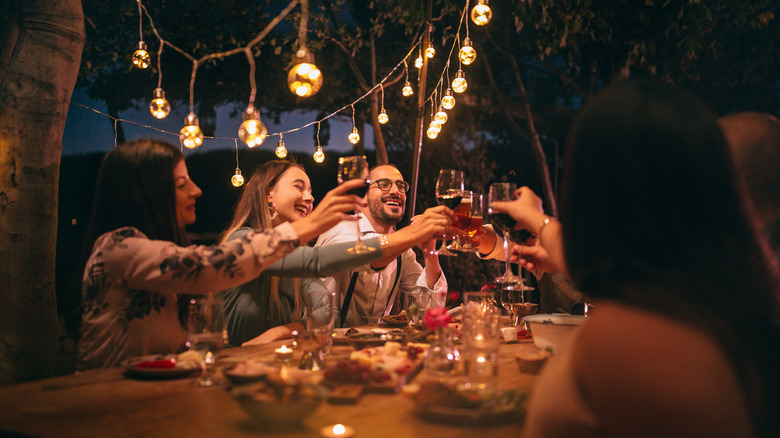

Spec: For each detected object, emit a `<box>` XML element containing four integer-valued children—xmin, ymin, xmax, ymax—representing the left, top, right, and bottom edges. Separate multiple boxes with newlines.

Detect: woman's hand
<box><xmin>291</xmin><ymin>179</ymin><xmax>367</xmax><ymax>243</ymax></box>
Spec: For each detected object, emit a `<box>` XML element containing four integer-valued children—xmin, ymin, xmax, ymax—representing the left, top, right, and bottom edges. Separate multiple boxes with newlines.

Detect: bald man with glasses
<box><xmin>311</xmin><ymin>164</ymin><xmax>452</xmax><ymax>327</ymax></box>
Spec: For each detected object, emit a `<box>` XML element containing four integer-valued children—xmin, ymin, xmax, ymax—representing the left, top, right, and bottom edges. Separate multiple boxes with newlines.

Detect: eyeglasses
<box><xmin>369</xmin><ymin>178</ymin><xmax>410</xmax><ymax>193</ymax></box>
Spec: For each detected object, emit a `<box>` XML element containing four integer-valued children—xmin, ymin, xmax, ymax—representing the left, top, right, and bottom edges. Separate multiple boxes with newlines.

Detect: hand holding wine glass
<box><xmin>433</xmin><ymin>169</ymin><xmax>465</xmax><ymax>256</ymax></box>
<box><xmin>337</xmin><ymin>155</ymin><xmax>375</xmax><ymax>254</ymax></box>
<box><xmin>187</xmin><ymin>295</ymin><xmax>227</xmax><ymax>387</ymax></box>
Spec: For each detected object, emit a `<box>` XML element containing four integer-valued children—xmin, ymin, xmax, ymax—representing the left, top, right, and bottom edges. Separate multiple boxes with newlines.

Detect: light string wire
<box><xmin>425</xmin><ymin>2</ymin><xmax>469</xmax><ymax>108</ymax></box>
<box><xmin>76</xmin><ymin>0</ymin><xmax>466</xmax><ymax>148</ymax></box>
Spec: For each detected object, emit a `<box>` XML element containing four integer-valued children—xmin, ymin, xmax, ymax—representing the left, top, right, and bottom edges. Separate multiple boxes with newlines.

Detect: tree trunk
<box><xmin>0</xmin><ymin>0</ymin><xmax>84</xmax><ymax>385</ymax></box>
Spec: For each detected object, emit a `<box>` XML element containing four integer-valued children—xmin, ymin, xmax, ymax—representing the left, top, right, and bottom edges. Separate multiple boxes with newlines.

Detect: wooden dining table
<box><xmin>0</xmin><ymin>328</ymin><xmax>541</xmax><ymax>437</ymax></box>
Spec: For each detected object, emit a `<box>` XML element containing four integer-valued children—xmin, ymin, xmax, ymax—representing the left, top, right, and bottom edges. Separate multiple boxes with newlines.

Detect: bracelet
<box><xmin>379</xmin><ymin>234</ymin><xmax>390</xmax><ymax>253</ymax></box>
<box><xmin>537</xmin><ymin>215</ymin><xmax>555</xmax><ymax>246</ymax></box>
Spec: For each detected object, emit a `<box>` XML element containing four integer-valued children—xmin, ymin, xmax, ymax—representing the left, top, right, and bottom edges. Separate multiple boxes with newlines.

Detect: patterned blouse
<box><xmin>77</xmin><ymin>224</ymin><xmax>299</xmax><ymax>370</ymax></box>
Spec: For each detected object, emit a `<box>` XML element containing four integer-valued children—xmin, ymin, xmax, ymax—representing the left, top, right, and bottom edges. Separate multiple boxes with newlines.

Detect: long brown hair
<box><xmin>221</xmin><ymin>160</ymin><xmax>306</xmax><ymax>323</ymax></box>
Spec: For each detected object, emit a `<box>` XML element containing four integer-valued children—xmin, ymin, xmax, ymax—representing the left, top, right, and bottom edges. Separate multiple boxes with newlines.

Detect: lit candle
<box><xmin>320</xmin><ymin>424</ymin><xmax>355</xmax><ymax>438</ymax></box>
<box><xmin>275</xmin><ymin>345</ymin><xmax>293</xmax><ymax>362</ymax></box>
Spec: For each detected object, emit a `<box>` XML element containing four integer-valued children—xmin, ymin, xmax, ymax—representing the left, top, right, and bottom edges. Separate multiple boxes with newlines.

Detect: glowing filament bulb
<box><xmin>275</xmin><ymin>139</ymin><xmax>288</xmax><ymax>158</ymax></box>
<box><xmin>427</xmin><ymin>125</ymin><xmax>439</xmax><ymax>139</ymax></box>
<box><xmin>287</xmin><ymin>52</ymin><xmax>323</xmax><ymax>98</ymax></box>
<box><xmin>149</xmin><ymin>88</ymin><xmax>170</xmax><ymax>119</ymax></box>
<box><xmin>471</xmin><ymin>0</ymin><xmax>493</xmax><ymax>26</ymax></box>
<box><xmin>414</xmin><ymin>56</ymin><xmax>423</xmax><ymax>69</ymax></box>
<box><xmin>441</xmin><ymin>88</ymin><xmax>456</xmax><ymax>109</ymax></box>
<box><xmin>402</xmin><ymin>81</ymin><xmax>414</xmax><ymax>97</ymax></box>
<box><xmin>348</xmin><ymin>127</ymin><xmax>360</xmax><ymax>144</ymax></box>
<box><xmin>378</xmin><ymin>108</ymin><xmax>389</xmax><ymax>124</ymax></box>
<box><xmin>429</xmin><ymin>120</ymin><xmax>442</xmax><ymax>133</ymax></box>
<box><xmin>452</xmin><ymin>69</ymin><xmax>468</xmax><ymax>93</ymax></box>
<box><xmin>459</xmin><ymin>38</ymin><xmax>477</xmax><ymax>65</ymax></box>
<box><xmin>238</xmin><ymin>105</ymin><xmax>268</xmax><ymax>148</ymax></box>
<box><xmin>434</xmin><ymin>105</ymin><xmax>448</xmax><ymax>124</ymax></box>
<box><xmin>231</xmin><ymin>168</ymin><xmax>244</xmax><ymax>187</ymax></box>
<box><xmin>313</xmin><ymin>146</ymin><xmax>325</xmax><ymax>163</ymax></box>
<box><xmin>425</xmin><ymin>46</ymin><xmax>435</xmax><ymax>58</ymax></box>
<box><xmin>179</xmin><ymin>113</ymin><xmax>203</xmax><ymax>149</ymax></box>
<box><xmin>132</xmin><ymin>41</ymin><xmax>151</xmax><ymax>69</ymax></box>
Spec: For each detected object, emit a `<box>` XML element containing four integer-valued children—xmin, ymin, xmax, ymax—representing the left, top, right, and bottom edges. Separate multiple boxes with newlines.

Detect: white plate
<box><xmin>122</xmin><ymin>354</ymin><xmax>200</xmax><ymax>378</ymax></box>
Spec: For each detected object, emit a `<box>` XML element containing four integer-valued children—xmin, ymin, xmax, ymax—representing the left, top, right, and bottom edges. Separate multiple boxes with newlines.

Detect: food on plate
<box><xmin>175</xmin><ymin>350</ymin><xmax>203</xmax><ymax>369</ymax></box>
<box><xmin>228</xmin><ymin>360</ymin><xmax>278</xmax><ymax>377</ymax></box>
<box><xmin>134</xmin><ymin>358</ymin><xmax>176</xmax><ymax>369</ymax></box>
<box><xmin>326</xmin><ymin>341</ymin><xmax>427</xmax><ymax>385</ymax></box>
<box><xmin>345</xmin><ymin>327</ymin><xmax>360</xmax><ymax>336</ymax></box>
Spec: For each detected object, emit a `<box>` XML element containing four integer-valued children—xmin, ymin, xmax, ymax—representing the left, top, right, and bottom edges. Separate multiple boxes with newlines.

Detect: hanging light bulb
<box><xmin>442</xmin><ymin>88</ymin><xmax>456</xmax><ymax>109</ymax></box>
<box><xmin>430</xmin><ymin>120</ymin><xmax>442</xmax><ymax>133</ymax></box>
<box><xmin>275</xmin><ymin>138</ymin><xmax>288</xmax><ymax>159</ymax></box>
<box><xmin>132</xmin><ymin>41</ymin><xmax>151</xmax><ymax>69</ymax></box>
<box><xmin>452</xmin><ymin>69</ymin><xmax>468</xmax><ymax>93</ymax></box>
<box><xmin>287</xmin><ymin>51</ymin><xmax>323</xmax><ymax>98</ymax></box>
<box><xmin>471</xmin><ymin>0</ymin><xmax>493</xmax><ymax>26</ymax></box>
<box><xmin>459</xmin><ymin>38</ymin><xmax>477</xmax><ymax>65</ymax></box>
<box><xmin>313</xmin><ymin>146</ymin><xmax>325</xmax><ymax>163</ymax></box>
<box><xmin>434</xmin><ymin>105</ymin><xmax>448</xmax><ymax>124</ymax></box>
<box><xmin>231</xmin><ymin>168</ymin><xmax>244</xmax><ymax>187</ymax></box>
<box><xmin>402</xmin><ymin>81</ymin><xmax>414</xmax><ymax>97</ymax></box>
<box><xmin>149</xmin><ymin>88</ymin><xmax>171</xmax><ymax>119</ymax></box>
<box><xmin>179</xmin><ymin>113</ymin><xmax>203</xmax><ymax>149</ymax></box>
<box><xmin>425</xmin><ymin>46</ymin><xmax>435</xmax><ymax>59</ymax></box>
<box><xmin>348</xmin><ymin>127</ymin><xmax>360</xmax><ymax>144</ymax></box>
<box><xmin>427</xmin><ymin>122</ymin><xmax>440</xmax><ymax>139</ymax></box>
<box><xmin>414</xmin><ymin>56</ymin><xmax>423</xmax><ymax>69</ymax></box>
<box><xmin>237</xmin><ymin>105</ymin><xmax>268</xmax><ymax>148</ymax></box>
<box><xmin>378</xmin><ymin>108</ymin><xmax>389</xmax><ymax>124</ymax></box>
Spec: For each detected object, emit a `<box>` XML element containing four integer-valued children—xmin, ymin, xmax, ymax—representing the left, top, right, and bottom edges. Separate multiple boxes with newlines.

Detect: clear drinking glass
<box><xmin>500</xmin><ymin>282</ymin><xmax>538</xmax><ymax>326</ymax></box>
<box><xmin>488</xmin><ymin>182</ymin><xmax>518</xmax><ymax>283</ymax></box>
<box><xmin>299</xmin><ymin>290</ymin><xmax>336</xmax><ymax>371</ymax></box>
<box><xmin>433</xmin><ymin>169</ymin><xmax>465</xmax><ymax>256</ymax></box>
<box><xmin>337</xmin><ymin>155</ymin><xmax>374</xmax><ymax>254</ymax></box>
<box><xmin>186</xmin><ymin>295</ymin><xmax>227</xmax><ymax>387</ymax></box>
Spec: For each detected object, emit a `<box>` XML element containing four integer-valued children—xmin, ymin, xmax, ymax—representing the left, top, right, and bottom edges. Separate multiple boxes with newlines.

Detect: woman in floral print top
<box><xmin>77</xmin><ymin>140</ymin><xmax>366</xmax><ymax>370</ymax></box>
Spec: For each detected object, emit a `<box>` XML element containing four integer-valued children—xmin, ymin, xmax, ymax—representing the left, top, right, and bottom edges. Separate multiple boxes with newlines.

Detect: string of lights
<box><xmin>77</xmin><ymin>0</ymin><xmax>493</xmax><ymax>185</ymax></box>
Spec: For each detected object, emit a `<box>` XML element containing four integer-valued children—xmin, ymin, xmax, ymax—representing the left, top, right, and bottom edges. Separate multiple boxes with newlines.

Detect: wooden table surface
<box><xmin>0</xmin><ymin>331</ymin><xmax>540</xmax><ymax>438</ymax></box>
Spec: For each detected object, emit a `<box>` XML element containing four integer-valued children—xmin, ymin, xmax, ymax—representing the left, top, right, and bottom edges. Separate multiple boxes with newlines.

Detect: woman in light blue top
<box><xmin>220</xmin><ymin>161</ymin><xmax>442</xmax><ymax>346</ymax></box>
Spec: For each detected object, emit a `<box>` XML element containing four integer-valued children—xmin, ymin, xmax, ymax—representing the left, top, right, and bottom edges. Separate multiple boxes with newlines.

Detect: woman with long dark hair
<box><xmin>493</xmin><ymin>80</ymin><xmax>780</xmax><ymax>437</ymax></box>
<box><xmin>77</xmin><ymin>140</ymin><xmax>366</xmax><ymax>369</ymax></box>
<box><xmin>219</xmin><ymin>160</ymin><xmax>451</xmax><ymax>346</ymax></box>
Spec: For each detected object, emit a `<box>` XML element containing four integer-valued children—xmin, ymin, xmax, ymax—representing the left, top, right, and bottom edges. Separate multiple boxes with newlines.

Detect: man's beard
<box><xmin>368</xmin><ymin>194</ymin><xmax>404</xmax><ymax>226</ymax></box>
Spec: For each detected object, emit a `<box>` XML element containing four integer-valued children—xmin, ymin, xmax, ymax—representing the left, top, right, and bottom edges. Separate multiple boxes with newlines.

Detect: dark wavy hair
<box><xmin>79</xmin><ymin>140</ymin><xmax>192</xmax><ymax>328</ymax></box>
<box><xmin>560</xmin><ymin>79</ymin><xmax>780</xmax><ymax>435</ymax></box>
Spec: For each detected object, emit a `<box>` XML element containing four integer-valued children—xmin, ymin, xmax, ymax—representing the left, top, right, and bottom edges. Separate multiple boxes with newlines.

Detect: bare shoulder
<box><xmin>572</xmin><ymin>302</ymin><xmax>752</xmax><ymax>437</ymax></box>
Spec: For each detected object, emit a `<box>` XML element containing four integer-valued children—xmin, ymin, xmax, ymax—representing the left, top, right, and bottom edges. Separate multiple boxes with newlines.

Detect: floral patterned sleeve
<box><xmin>89</xmin><ymin>223</ymin><xmax>300</xmax><ymax>295</ymax></box>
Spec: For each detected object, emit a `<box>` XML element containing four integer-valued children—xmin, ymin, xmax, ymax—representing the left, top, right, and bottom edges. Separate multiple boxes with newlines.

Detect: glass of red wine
<box><xmin>337</xmin><ymin>155</ymin><xmax>374</xmax><ymax>254</ymax></box>
<box><xmin>433</xmin><ymin>169</ymin><xmax>465</xmax><ymax>256</ymax></box>
<box><xmin>488</xmin><ymin>182</ymin><xmax>521</xmax><ymax>283</ymax></box>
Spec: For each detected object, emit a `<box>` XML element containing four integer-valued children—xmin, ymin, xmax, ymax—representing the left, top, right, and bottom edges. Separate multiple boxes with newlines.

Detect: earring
<box><xmin>269</xmin><ymin>202</ymin><xmax>278</xmax><ymax>221</ymax></box>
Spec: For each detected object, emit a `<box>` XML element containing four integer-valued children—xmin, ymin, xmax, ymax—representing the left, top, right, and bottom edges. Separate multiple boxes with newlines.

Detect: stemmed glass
<box><xmin>337</xmin><ymin>155</ymin><xmax>375</xmax><ymax>254</ymax></box>
<box><xmin>433</xmin><ymin>169</ymin><xmax>465</xmax><ymax>256</ymax></box>
<box><xmin>488</xmin><ymin>182</ymin><xmax>519</xmax><ymax>283</ymax></box>
<box><xmin>187</xmin><ymin>295</ymin><xmax>227</xmax><ymax>387</ymax></box>
<box><xmin>500</xmin><ymin>281</ymin><xmax>538</xmax><ymax>326</ymax></box>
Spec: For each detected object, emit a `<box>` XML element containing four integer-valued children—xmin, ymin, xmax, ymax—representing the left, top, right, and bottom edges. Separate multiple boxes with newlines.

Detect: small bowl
<box><xmin>522</xmin><ymin>314</ymin><xmax>587</xmax><ymax>354</ymax></box>
<box><xmin>232</xmin><ymin>382</ymin><xmax>324</xmax><ymax>428</ymax></box>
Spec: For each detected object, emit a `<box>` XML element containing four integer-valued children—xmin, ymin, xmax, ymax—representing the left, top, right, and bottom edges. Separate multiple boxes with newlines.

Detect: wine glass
<box><xmin>337</xmin><ymin>156</ymin><xmax>375</xmax><ymax>254</ymax></box>
<box><xmin>488</xmin><ymin>182</ymin><xmax>518</xmax><ymax>283</ymax></box>
<box><xmin>450</xmin><ymin>191</ymin><xmax>483</xmax><ymax>252</ymax></box>
<box><xmin>433</xmin><ymin>169</ymin><xmax>465</xmax><ymax>256</ymax></box>
<box><xmin>187</xmin><ymin>295</ymin><xmax>227</xmax><ymax>387</ymax></box>
<box><xmin>500</xmin><ymin>282</ymin><xmax>538</xmax><ymax>326</ymax></box>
